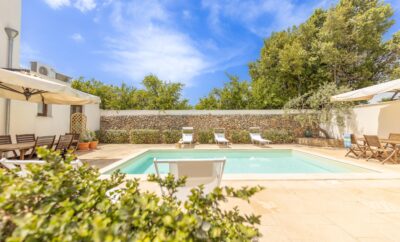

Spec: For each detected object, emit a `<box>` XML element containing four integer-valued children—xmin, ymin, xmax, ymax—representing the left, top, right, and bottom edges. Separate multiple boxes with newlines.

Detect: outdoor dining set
<box><xmin>0</xmin><ymin>133</ymin><xmax>80</xmax><ymax>160</ymax></box>
<box><xmin>345</xmin><ymin>133</ymin><xmax>400</xmax><ymax>164</ymax></box>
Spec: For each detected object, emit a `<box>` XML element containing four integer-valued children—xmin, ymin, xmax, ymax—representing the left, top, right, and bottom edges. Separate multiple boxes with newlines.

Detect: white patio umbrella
<box><xmin>0</xmin><ymin>68</ymin><xmax>100</xmax><ymax>105</ymax></box>
<box><xmin>331</xmin><ymin>79</ymin><xmax>400</xmax><ymax>102</ymax></box>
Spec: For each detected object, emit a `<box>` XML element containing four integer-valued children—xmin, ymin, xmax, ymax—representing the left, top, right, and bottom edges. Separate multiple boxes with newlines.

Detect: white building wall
<box><xmin>0</xmin><ymin>0</ymin><xmax>100</xmax><ymax>137</ymax></box>
<box><xmin>0</xmin><ymin>0</ymin><xmax>21</xmax><ymax>68</ymax></box>
<box><xmin>85</xmin><ymin>104</ymin><xmax>101</xmax><ymax>131</ymax></box>
<box><xmin>327</xmin><ymin>100</ymin><xmax>400</xmax><ymax>139</ymax></box>
<box><xmin>0</xmin><ymin>0</ymin><xmax>21</xmax><ymax>135</ymax></box>
<box><xmin>8</xmin><ymin>101</ymin><xmax>71</xmax><ymax>140</ymax></box>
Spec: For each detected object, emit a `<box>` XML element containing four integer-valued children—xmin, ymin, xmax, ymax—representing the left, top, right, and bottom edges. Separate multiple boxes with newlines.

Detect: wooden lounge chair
<box><xmin>29</xmin><ymin>135</ymin><xmax>56</xmax><ymax>159</ymax></box>
<box><xmin>54</xmin><ymin>135</ymin><xmax>74</xmax><ymax>154</ymax></box>
<box><xmin>344</xmin><ymin>134</ymin><xmax>367</xmax><ymax>158</ymax></box>
<box><xmin>154</xmin><ymin>158</ymin><xmax>226</xmax><ymax>200</ymax></box>
<box><xmin>364</xmin><ymin>135</ymin><xmax>394</xmax><ymax>163</ymax></box>
<box><xmin>66</xmin><ymin>133</ymin><xmax>80</xmax><ymax>152</ymax></box>
<box><xmin>0</xmin><ymin>135</ymin><xmax>18</xmax><ymax>158</ymax></box>
<box><xmin>249</xmin><ymin>127</ymin><xmax>271</xmax><ymax>146</ymax></box>
<box><xmin>214</xmin><ymin>128</ymin><xmax>230</xmax><ymax>146</ymax></box>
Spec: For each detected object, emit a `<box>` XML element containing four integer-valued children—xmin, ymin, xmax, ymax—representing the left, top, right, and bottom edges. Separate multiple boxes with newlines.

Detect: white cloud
<box><xmin>70</xmin><ymin>33</ymin><xmax>85</xmax><ymax>43</ymax></box>
<box><xmin>43</xmin><ymin>0</ymin><xmax>70</xmax><ymax>9</ymax></box>
<box><xmin>102</xmin><ymin>0</ymin><xmax>211</xmax><ymax>85</ymax></box>
<box><xmin>43</xmin><ymin>0</ymin><xmax>96</xmax><ymax>12</ymax></box>
<box><xmin>74</xmin><ymin>0</ymin><xmax>96</xmax><ymax>12</ymax></box>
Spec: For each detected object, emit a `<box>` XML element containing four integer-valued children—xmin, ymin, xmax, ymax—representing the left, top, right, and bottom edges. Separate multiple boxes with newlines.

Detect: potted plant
<box><xmin>89</xmin><ymin>131</ymin><xmax>99</xmax><ymax>149</ymax></box>
<box><xmin>78</xmin><ymin>131</ymin><xmax>91</xmax><ymax>150</ymax></box>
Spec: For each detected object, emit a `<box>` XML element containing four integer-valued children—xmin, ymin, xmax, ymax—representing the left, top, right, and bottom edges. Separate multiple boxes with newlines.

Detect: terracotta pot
<box><xmin>89</xmin><ymin>141</ymin><xmax>99</xmax><ymax>149</ymax></box>
<box><xmin>78</xmin><ymin>142</ymin><xmax>90</xmax><ymax>150</ymax></box>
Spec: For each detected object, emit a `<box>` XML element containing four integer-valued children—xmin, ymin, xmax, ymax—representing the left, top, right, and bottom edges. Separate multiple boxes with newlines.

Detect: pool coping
<box><xmin>99</xmin><ymin>147</ymin><xmax>400</xmax><ymax>181</ymax></box>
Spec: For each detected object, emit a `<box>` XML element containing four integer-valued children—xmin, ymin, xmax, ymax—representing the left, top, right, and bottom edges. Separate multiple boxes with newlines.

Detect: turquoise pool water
<box><xmin>105</xmin><ymin>149</ymin><xmax>375</xmax><ymax>174</ymax></box>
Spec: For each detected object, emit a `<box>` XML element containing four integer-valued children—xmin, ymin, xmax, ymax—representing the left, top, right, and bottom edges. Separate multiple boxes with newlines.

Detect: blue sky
<box><xmin>21</xmin><ymin>0</ymin><xmax>400</xmax><ymax>104</ymax></box>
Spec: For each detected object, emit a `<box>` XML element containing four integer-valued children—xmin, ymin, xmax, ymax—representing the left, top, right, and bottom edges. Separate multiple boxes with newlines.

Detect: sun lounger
<box><xmin>249</xmin><ymin>127</ymin><xmax>271</xmax><ymax>145</ymax></box>
<box><xmin>154</xmin><ymin>157</ymin><xmax>226</xmax><ymax>200</ymax></box>
<box><xmin>181</xmin><ymin>127</ymin><xmax>194</xmax><ymax>145</ymax></box>
<box><xmin>214</xmin><ymin>128</ymin><xmax>229</xmax><ymax>146</ymax></box>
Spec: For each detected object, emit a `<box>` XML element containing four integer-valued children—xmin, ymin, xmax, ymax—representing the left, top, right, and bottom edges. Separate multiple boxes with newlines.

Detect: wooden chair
<box><xmin>383</xmin><ymin>133</ymin><xmax>400</xmax><ymax>149</ymax></box>
<box><xmin>55</xmin><ymin>135</ymin><xmax>74</xmax><ymax>152</ymax></box>
<box><xmin>16</xmin><ymin>134</ymin><xmax>36</xmax><ymax>143</ymax></box>
<box><xmin>66</xmin><ymin>133</ymin><xmax>80</xmax><ymax>152</ymax></box>
<box><xmin>29</xmin><ymin>136</ymin><xmax>56</xmax><ymax>159</ymax></box>
<box><xmin>16</xmin><ymin>134</ymin><xmax>36</xmax><ymax>158</ymax></box>
<box><xmin>364</xmin><ymin>135</ymin><xmax>394</xmax><ymax>163</ymax></box>
<box><xmin>0</xmin><ymin>135</ymin><xmax>18</xmax><ymax>158</ymax></box>
<box><xmin>345</xmin><ymin>134</ymin><xmax>367</xmax><ymax>158</ymax></box>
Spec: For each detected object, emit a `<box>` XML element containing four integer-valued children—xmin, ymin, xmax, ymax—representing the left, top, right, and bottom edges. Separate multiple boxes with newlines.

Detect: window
<box><xmin>71</xmin><ymin>105</ymin><xmax>83</xmax><ymax>115</ymax></box>
<box><xmin>38</xmin><ymin>103</ymin><xmax>51</xmax><ymax>117</ymax></box>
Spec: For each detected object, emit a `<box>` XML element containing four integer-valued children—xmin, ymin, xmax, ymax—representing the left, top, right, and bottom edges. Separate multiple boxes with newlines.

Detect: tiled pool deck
<box><xmin>77</xmin><ymin>144</ymin><xmax>400</xmax><ymax>241</ymax></box>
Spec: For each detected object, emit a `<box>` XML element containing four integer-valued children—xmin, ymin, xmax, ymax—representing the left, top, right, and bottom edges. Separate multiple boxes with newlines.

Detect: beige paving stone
<box><xmin>77</xmin><ymin>144</ymin><xmax>400</xmax><ymax>241</ymax></box>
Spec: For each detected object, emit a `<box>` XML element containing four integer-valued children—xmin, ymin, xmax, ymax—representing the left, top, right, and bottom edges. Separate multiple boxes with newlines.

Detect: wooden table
<box><xmin>0</xmin><ymin>142</ymin><xmax>35</xmax><ymax>160</ymax></box>
<box><xmin>381</xmin><ymin>139</ymin><xmax>400</xmax><ymax>163</ymax></box>
<box><xmin>357</xmin><ymin>138</ymin><xmax>400</xmax><ymax>163</ymax></box>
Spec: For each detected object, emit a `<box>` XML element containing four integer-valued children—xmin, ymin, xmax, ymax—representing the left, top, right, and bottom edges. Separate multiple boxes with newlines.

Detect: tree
<box><xmin>250</xmin><ymin>0</ymin><xmax>399</xmax><ymax>109</ymax></box>
<box><xmin>71</xmin><ymin>75</ymin><xmax>191</xmax><ymax>110</ymax></box>
<box><xmin>0</xmin><ymin>148</ymin><xmax>263</xmax><ymax>241</ymax></box>
<box><xmin>195</xmin><ymin>75</ymin><xmax>252</xmax><ymax>110</ymax></box>
<box><xmin>284</xmin><ymin>82</ymin><xmax>354</xmax><ymax>139</ymax></box>
<box><xmin>140</xmin><ymin>75</ymin><xmax>191</xmax><ymax>110</ymax></box>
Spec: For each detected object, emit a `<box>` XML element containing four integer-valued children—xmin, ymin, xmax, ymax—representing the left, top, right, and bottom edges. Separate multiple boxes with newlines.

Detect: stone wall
<box><xmin>100</xmin><ymin>110</ymin><xmax>307</xmax><ymax>138</ymax></box>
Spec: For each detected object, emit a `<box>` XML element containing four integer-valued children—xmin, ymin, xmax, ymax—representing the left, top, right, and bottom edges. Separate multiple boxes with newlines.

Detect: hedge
<box><xmin>162</xmin><ymin>130</ymin><xmax>182</xmax><ymax>144</ymax></box>
<box><xmin>230</xmin><ymin>130</ymin><xmax>251</xmax><ymax>144</ymax></box>
<box><xmin>197</xmin><ymin>130</ymin><xmax>214</xmax><ymax>144</ymax></box>
<box><xmin>262</xmin><ymin>129</ymin><xmax>296</xmax><ymax>144</ymax></box>
<box><xmin>100</xmin><ymin>130</ymin><xmax>130</xmax><ymax>143</ymax></box>
<box><xmin>99</xmin><ymin>128</ymin><xmax>297</xmax><ymax>144</ymax></box>
<box><xmin>129</xmin><ymin>129</ymin><xmax>161</xmax><ymax>144</ymax></box>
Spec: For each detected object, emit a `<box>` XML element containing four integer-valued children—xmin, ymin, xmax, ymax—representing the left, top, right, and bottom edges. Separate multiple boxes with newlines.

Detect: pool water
<box><xmin>105</xmin><ymin>149</ymin><xmax>375</xmax><ymax>174</ymax></box>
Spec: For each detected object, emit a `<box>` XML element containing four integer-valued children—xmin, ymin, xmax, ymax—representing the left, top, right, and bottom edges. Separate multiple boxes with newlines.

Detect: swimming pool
<box><xmin>104</xmin><ymin>149</ymin><xmax>375</xmax><ymax>174</ymax></box>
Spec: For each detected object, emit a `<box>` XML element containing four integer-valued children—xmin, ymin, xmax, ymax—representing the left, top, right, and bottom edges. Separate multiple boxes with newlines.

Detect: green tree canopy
<box><xmin>72</xmin><ymin>75</ymin><xmax>191</xmax><ymax>110</ymax></box>
<box><xmin>250</xmin><ymin>0</ymin><xmax>400</xmax><ymax>109</ymax></box>
<box><xmin>195</xmin><ymin>74</ymin><xmax>252</xmax><ymax>110</ymax></box>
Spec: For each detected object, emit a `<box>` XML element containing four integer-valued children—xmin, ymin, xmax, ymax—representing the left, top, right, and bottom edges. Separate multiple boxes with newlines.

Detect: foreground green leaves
<box><xmin>0</xmin><ymin>148</ymin><xmax>263</xmax><ymax>241</ymax></box>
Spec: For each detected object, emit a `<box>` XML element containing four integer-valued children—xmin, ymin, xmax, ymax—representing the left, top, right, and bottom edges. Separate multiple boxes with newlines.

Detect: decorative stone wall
<box><xmin>100</xmin><ymin>110</ymin><xmax>308</xmax><ymax>138</ymax></box>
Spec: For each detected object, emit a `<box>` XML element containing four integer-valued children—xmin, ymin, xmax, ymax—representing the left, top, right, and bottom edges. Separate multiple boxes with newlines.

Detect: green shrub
<box><xmin>162</xmin><ymin>130</ymin><xmax>181</xmax><ymax>144</ymax></box>
<box><xmin>230</xmin><ymin>130</ymin><xmax>251</xmax><ymax>143</ymax></box>
<box><xmin>197</xmin><ymin>130</ymin><xmax>214</xmax><ymax>144</ymax></box>
<box><xmin>0</xmin><ymin>148</ymin><xmax>263</xmax><ymax>241</ymax></box>
<box><xmin>100</xmin><ymin>129</ymin><xmax>129</xmax><ymax>143</ymax></box>
<box><xmin>262</xmin><ymin>129</ymin><xmax>296</xmax><ymax>143</ymax></box>
<box><xmin>130</xmin><ymin>129</ymin><xmax>161</xmax><ymax>144</ymax></box>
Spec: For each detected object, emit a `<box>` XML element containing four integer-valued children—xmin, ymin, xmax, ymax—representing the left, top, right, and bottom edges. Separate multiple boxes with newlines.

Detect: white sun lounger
<box><xmin>154</xmin><ymin>158</ymin><xmax>226</xmax><ymax>200</ymax></box>
<box><xmin>181</xmin><ymin>127</ymin><xmax>194</xmax><ymax>145</ymax></box>
<box><xmin>249</xmin><ymin>127</ymin><xmax>271</xmax><ymax>145</ymax></box>
<box><xmin>214</xmin><ymin>129</ymin><xmax>230</xmax><ymax>146</ymax></box>
<box><xmin>0</xmin><ymin>158</ymin><xmax>82</xmax><ymax>176</ymax></box>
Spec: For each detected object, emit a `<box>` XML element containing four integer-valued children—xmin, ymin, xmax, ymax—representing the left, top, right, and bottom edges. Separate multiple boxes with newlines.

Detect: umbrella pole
<box><xmin>5</xmin><ymin>99</ymin><xmax>10</xmax><ymax>135</ymax></box>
